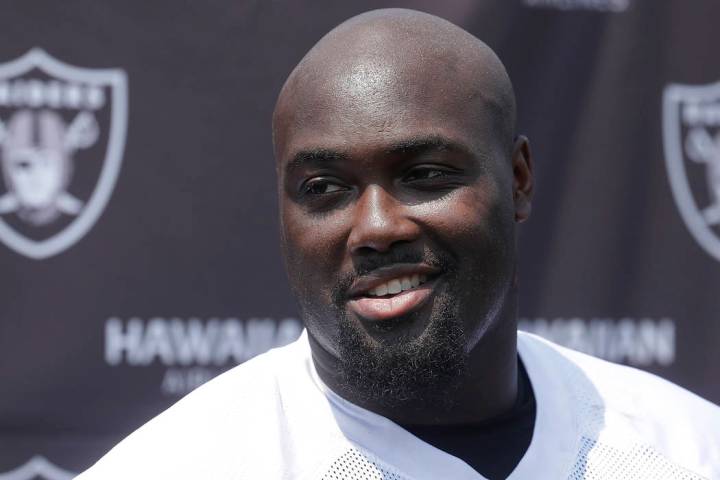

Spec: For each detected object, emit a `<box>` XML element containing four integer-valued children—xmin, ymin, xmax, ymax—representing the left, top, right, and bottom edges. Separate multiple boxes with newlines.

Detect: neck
<box><xmin>309</xmin><ymin>295</ymin><xmax>519</xmax><ymax>426</ymax></box>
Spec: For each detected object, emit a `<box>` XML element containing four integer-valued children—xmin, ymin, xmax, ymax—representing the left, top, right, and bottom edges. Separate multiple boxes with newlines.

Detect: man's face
<box><xmin>275</xmin><ymin>58</ymin><xmax>520</xmax><ymax>407</ymax></box>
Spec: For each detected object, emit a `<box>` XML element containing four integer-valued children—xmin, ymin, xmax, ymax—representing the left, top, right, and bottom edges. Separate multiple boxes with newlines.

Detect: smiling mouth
<box><xmin>367</xmin><ymin>273</ymin><xmax>428</xmax><ymax>296</ymax></box>
<box><xmin>347</xmin><ymin>270</ymin><xmax>438</xmax><ymax>322</ymax></box>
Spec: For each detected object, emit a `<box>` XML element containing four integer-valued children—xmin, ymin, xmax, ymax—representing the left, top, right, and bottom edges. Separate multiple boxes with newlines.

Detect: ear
<box><xmin>65</xmin><ymin>111</ymin><xmax>99</xmax><ymax>150</ymax></box>
<box><xmin>512</xmin><ymin>135</ymin><xmax>533</xmax><ymax>223</ymax></box>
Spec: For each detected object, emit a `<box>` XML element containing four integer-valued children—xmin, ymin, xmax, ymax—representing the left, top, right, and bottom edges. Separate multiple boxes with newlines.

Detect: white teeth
<box><xmin>366</xmin><ymin>274</ymin><xmax>430</xmax><ymax>297</ymax></box>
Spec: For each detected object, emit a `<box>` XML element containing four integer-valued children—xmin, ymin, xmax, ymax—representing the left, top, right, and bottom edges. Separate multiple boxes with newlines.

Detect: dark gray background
<box><xmin>1</xmin><ymin>0</ymin><xmax>718</xmax><ymax>475</ymax></box>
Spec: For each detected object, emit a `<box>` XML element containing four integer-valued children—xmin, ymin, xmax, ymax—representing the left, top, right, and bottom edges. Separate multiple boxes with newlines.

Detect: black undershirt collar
<box><xmin>402</xmin><ymin>358</ymin><xmax>536</xmax><ymax>479</ymax></box>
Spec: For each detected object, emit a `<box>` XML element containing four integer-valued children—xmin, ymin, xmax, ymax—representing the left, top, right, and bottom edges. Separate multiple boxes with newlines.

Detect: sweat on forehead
<box><xmin>273</xmin><ymin>8</ymin><xmax>516</xmax><ymax>157</ymax></box>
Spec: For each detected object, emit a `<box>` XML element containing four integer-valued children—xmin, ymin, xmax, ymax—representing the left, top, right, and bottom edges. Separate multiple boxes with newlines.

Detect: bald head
<box><xmin>273</xmin><ymin>9</ymin><xmax>516</xmax><ymax>160</ymax></box>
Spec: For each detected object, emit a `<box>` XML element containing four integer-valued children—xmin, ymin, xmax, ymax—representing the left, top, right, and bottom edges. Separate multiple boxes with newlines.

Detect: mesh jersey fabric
<box><xmin>78</xmin><ymin>331</ymin><xmax>720</xmax><ymax>479</ymax></box>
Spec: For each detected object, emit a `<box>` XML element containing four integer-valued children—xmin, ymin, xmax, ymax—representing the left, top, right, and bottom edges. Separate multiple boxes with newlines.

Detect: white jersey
<box><xmin>79</xmin><ymin>331</ymin><xmax>720</xmax><ymax>479</ymax></box>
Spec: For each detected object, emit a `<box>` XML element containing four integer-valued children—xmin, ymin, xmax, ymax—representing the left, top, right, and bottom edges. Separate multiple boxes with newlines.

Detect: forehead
<box><xmin>275</xmin><ymin>56</ymin><xmax>503</xmax><ymax>164</ymax></box>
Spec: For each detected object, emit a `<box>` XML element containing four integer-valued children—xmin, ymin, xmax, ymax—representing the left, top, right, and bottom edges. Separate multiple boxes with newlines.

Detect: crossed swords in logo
<box><xmin>0</xmin><ymin>110</ymin><xmax>98</xmax><ymax>226</ymax></box>
<box><xmin>685</xmin><ymin>126</ymin><xmax>720</xmax><ymax>226</ymax></box>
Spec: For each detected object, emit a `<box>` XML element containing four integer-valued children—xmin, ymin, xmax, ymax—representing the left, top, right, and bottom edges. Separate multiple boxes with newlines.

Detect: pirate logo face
<box><xmin>0</xmin><ymin>109</ymin><xmax>99</xmax><ymax>224</ymax></box>
<box><xmin>0</xmin><ymin>49</ymin><xmax>127</xmax><ymax>259</ymax></box>
<box><xmin>663</xmin><ymin>81</ymin><xmax>720</xmax><ymax>262</ymax></box>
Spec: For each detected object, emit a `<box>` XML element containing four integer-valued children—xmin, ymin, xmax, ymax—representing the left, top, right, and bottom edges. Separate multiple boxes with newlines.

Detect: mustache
<box><xmin>332</xmin><ymin>248</ymin><xmax>457</xmax><ymax>304</ymax></box>
<box><xmin>353</xmin><ymin>250</ymin><xmax>427</xmax><ymax>276</ymax></box>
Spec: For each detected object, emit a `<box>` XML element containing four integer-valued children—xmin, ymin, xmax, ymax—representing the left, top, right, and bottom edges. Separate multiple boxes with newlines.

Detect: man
<box><xmin>80</xmin><ymin>9</ymin><xmax>720</xmax><ymax>479</ymax></box>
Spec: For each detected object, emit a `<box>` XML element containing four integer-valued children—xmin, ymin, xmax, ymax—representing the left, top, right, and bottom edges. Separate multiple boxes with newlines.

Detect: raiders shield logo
<box><xmin>663</xmin><ymin>81</ymin><xmax>720</xmax><ymax>262</ymax></box>
<box><xmin>0</xmin><ymin>455</ymin><xmax>75</xmax><ymax>480</ymax></box>
<box><xmin>0</xmin><ymin>48</ymin><xmax>127</xmax><ymax>259</ymax></box>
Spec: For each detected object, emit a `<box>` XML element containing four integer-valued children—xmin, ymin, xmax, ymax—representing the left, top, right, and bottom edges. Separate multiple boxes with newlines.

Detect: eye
<box><xmin>302</xmin><ymin>178</ymin><xmax>349</xmax><ymax>195</ymax></box>
<box><xmin>403</xmin><ymin>166</ymin><xmax>456</xmax><ymax>183</ymax></box>
<box><xmin>399</xmin><ymin>164</ymin><xmax>468</xmax><ymax>193</ymax></box>
<box><xmin>404</xmin><ymin>168</ymin><xmax>446</xmax><ymax>181</ymax></box>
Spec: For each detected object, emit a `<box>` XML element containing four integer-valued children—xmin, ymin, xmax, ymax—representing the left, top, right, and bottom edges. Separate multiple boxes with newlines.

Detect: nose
<box><xmin>347</xmin><ymin>185</ymin><xmax>421</xmax><ymax>254</ymax></box>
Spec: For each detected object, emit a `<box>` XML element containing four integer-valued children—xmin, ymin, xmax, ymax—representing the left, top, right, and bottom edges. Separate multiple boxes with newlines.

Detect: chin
<box><xmin>355</xmin><ymin>308</ymin><xmax>435</xmax><ymax>346</ymax></box>
<box><xmin>336</xmin><ymin>297</ymin><xmax>468</xmax><ymax>408</ymax></box>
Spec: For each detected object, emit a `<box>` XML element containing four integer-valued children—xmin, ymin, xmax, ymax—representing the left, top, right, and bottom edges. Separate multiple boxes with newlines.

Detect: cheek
<box><xmin>281</xmin><ymin>205</ymin><xmax>348</xmax><ymax>300</ymax></box>
<box><xmin>456</xmin><ymin>179</ymin><xmax>514</xmax><ymax>265</ymax></box>
<box><xmin>420</xmin><ymin>178</ymin><xmax>508</xmax><ymax>243</ymax></box>
<box><xmin>423</xmin><ymin>181</ymin><xmax>516</xmax><ymax>340</ymax></box>
<box><xmin>420</xmin><ymin>178</ymin><xmax>516</xmax><ymax>296</ymax></box>
<box><xmin>283</xmin><ymin>207</ymin><xmax>346</xmax><ymax>257</ymax></box>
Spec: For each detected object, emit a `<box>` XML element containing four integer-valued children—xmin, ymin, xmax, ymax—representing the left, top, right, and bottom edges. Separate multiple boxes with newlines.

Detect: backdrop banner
<box><xmin>1</xmin><ymin>1</ymin><xmax>718</xmax><ymax>477</ymax></box>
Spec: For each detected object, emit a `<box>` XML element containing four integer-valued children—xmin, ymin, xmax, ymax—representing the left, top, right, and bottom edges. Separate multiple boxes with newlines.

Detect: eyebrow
<box><xmin>285</xmin><ymin>148</ymin><xmax>349</xmax><ymax>173</ymax></box>
<box><xmin>285</xmin><ymin>135</ymin><xmax>473</xmax><ymax>173</ymax></box>
<box><xmin>385</xmin><ymin>135</ymin><xmax>473</xmax><ymax>158</ymax></box>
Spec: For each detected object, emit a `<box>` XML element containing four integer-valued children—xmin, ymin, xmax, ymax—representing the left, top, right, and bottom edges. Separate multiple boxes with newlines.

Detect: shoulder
<box><xmin>77</xmin><ymin>338</ymin><xmax>309</xmax><ymax>479</ymax></box>
<box><xmin>519</xmin><ymin>331</ymin><xmax>720</xmax><ymax>477</ymax></box>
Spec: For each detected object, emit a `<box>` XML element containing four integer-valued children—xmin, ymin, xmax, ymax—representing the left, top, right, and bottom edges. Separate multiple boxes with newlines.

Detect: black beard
<box><xmin>334</xmin><ymin>290</ymin><xmax>467</xmax><ymax>412</ymax></box>
<box><xmin>314</xmin><ymin>247</ymin><xmax>469</xmax><ymax>412</ymax></box>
